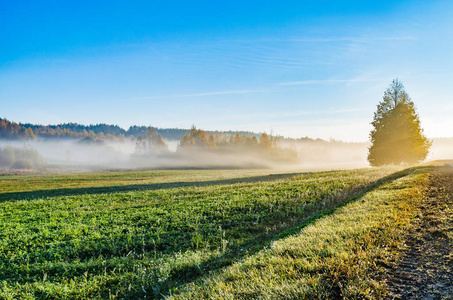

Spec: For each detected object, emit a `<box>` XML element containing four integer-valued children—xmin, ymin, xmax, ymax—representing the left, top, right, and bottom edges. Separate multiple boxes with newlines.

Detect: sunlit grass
<box><xmin>0</xmin><ymin>166</ymin><xmax>424</xmax><ymax>299</ymax></box>
<box><xmin>169</xmin><ymin>167</ymin><xmax>430</xmax><ymax>299</ymax></box>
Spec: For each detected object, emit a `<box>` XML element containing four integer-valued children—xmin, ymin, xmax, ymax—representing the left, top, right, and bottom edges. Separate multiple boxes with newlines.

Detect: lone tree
<box><xmin>368</xmin><ymin>79</ymin><xmax>431</xmax><ymax>166</ymax></box>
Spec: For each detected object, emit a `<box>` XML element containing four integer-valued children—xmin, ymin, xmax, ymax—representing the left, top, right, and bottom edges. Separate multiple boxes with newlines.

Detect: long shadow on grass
<box><xmin>149</xmin><ymin>166</ymin><xmax>430</xmax><ymax>299</ymax></box>
<box><xmin>1</xmin><ymin>166</ymin><xmax>430</xmax><ymax>299</ymax></box>
<box><xmin>0</xmin><ymin>172</ymin><xmax>313</xmax><ymax>201</ymax></box>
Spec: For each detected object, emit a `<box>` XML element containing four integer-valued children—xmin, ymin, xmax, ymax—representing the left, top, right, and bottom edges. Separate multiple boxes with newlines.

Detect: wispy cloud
<box><xmin>118</xmin><ymin>89</ymin><xmax>274</xmax><ymax>101</ymax></box>
<box><xmin>271</xmin><ymin>107</ymin><xmax>367</xmax><ymax>117</ymax></box>
<box><xmin>287</xmin><ymin>36</ymin><xmax>416</xmax><ymax>42</ymax></box>
<box><xmin>228</xmin><ymin>36</ymin><xmax>417</xmax><ymax>44</ymax></box>
<box><xmin>279</xmin><ymin>78</ymin><xmax>385</xmax><ymax>86</ymax></box>
<box><xmin>197</xmin><ymin>107</ymin><xmax>367</xmax><ymax>123</ymax></box>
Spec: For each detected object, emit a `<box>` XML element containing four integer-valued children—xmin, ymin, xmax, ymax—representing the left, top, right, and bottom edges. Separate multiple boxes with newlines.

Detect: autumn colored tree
<box><xmin>155</xmin><ymin>133</ymin><xmax>168</xmax><ymax>150</ymax></box>
<box><xmin>233</xmin><ymin>133</ymin><xmax>242</xmax><ymax>144</ymax></box>
<box><xmin>143</xmin><ymin>127</ymin><xmax>168</xmax><ymax>152</ymax></box>
<box><xmin>179</xmin><ymin>133</ymin><xmax>196</xmax><ymax>147</ymax></box>
<box><xmin>179</xmin><ymin>126</ymin><xmax>216</xmax><ymax>150</ymax></box>
<box><xmin>259</xmin><ymin>133</ymin><xmax>271</xmax><ymax>151</ymax></box>
<box><xmin>24</xmin><ymin>128</ymin><xmax>36</xmax><ymax>139</ymax></box>
<box><xmin>207</xmin><ymin>134</ymin><xmax>217</xmax><ymax>149</ymax></box>
<box><xmin>368</xmin><ymin>79</ymin><xmax>431</xmax><ymax>166</ymax></box>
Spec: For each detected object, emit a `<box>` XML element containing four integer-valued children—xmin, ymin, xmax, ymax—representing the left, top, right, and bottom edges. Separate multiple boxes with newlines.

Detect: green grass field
<box><xmin>0</xmin><ymin>165</ymin><xmax>437</xmax><ymax>299</ymax></box>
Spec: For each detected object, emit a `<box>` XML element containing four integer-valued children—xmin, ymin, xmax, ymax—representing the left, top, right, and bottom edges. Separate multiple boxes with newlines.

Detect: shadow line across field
<box><xmin>153</xmin><ymin>166</ymin><xmax>429</xmax><ymax>296</ymax></box>
<box><xmin>0</xmin><ymin>166</ymin><xmax>430</xmax><ymax>298</ymax></box>
<box><xmin>0</xmin><ymin>172</ymin><xmax>310</xmax><ymax>201</ymax></box>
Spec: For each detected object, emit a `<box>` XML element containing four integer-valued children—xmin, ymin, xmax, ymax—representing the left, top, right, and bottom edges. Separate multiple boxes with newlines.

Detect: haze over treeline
<box><xmin>1</xmin><ymin>117</ymin><xmax>452</xmax><ymax>172</ymax></box>
<box><xmin>0</xmin><ymin>118</ymin><xmax>373</xmax><ymax>171</ymax></box>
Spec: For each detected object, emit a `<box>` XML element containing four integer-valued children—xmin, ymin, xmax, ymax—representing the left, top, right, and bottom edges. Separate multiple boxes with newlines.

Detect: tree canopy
<box><xmin>367</xmin><ymin>79</ymin><xmax>431</xmax><ymax>166</ymax></box>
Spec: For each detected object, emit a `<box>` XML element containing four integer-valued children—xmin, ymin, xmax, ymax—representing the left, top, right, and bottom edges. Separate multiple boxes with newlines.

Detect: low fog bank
<box><xmin>0</xmin><ymin>138</ymin><xmax>373</xmax><ymax>172</ymax></box>
<box><xmin>1</xmin><ymin>116</ymin><xmax>452</xmax><ymax>173</ymax></box>
<box><xmin>281</xmin><ymin>140</ymin><xmax>369</xmax><ymax>169</ymax></box>
<box><xmin>428</xmin><ymin>138</ymin><xmax>453</xmax><ymax>161</ymax></box>
<box><xmin>0</xmin><ymin>139</ymin><xmax>131</xmax><ymax>167</ymax></box>
<box><xmin>1</xmin><ymin>137</ymin><xmax>450</xmax><ymax>173</ymax></box>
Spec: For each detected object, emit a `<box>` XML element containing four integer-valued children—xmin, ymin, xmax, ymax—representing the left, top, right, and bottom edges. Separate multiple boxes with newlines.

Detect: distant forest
<box><xmin>0</xmin><ymin>118</ymin><xmax>264</xmax><ymax>141</ymax></box>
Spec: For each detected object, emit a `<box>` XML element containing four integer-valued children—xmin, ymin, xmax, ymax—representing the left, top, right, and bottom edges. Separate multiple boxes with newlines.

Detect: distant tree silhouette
<box><xmin>0</xmin><ymin>118</ymin><xmax>268</xmax><ymax>142</ymax></box>
<box><xmin>368</xmin><ymin>79</ymin><xmax>431</xmax><ymax>166</ymax></box>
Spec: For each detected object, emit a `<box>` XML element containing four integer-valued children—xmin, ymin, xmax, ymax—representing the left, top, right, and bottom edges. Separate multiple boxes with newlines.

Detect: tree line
<box><xmin>0</xmin><ymin>119</ymin><xmax>263</xmax><ymax>142</ymax></box>
<box><xmin>132</xmin><ymin>125</ymin><xmax>282</xmax><ymax>153</ymax></box>
<box><xmin>131</xmin><ymin>125</ymin><xmax>299</xmax><ymax>163</ymax></box>
<box><xmin>178</xmin><ymin>126</ymin><xmax>277</xmax><ymax>152</ymax></box>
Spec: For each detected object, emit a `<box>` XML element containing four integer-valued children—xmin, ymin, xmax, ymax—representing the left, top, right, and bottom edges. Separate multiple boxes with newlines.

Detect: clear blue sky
<box><xmin>1</xmin><ymin>0</ymin><xmax>452</xmax><ymax>141</ymax></box>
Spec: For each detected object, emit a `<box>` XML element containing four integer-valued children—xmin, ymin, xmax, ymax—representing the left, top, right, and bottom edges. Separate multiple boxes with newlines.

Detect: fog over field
<box><xmin>0</xmin><ymin>138</ymin><xmax>349</xmax><ymax>170</ymax></box>
<box><xmin>1</xmin><ymin>135</ymin><xmax>452</xmax><ymax>173</ymax></box>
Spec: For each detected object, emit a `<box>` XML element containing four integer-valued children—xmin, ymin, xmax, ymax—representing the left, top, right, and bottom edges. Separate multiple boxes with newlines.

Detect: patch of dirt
<box><xmin>386</xmin><ymin>166</ymin><xmax>453</xmax><ymax>299</ymax></box>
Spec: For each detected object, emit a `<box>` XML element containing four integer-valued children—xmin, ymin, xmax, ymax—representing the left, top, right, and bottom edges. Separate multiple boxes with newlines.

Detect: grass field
<box><xmin>0</xmin><ymin>165</ymin><xmax>440</xmax><ymax>299</ymax></box>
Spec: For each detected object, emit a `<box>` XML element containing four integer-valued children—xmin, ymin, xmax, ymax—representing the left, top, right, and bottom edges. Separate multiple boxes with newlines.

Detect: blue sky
<box><xmin>1</xmin><ymin>0</ymin><xmax>452</xmax><ymax>141</ymax></box>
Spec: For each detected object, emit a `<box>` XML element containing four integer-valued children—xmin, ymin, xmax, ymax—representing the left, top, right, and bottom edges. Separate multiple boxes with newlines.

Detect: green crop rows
<box><xmin>0</xmin><ymin>167</ymin><xmax>400</xmax><ymax>299</ymax></box>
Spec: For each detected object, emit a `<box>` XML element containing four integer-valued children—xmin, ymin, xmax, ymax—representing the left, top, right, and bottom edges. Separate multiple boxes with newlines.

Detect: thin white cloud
<box><xmin>279</xmin><ymin>78</ymin><xmax>385</xmax><ymax>86</ymax></box>
<box><xmin>117</xmin><ymin>89</ymin><xmax>274</xmax><ymax>101</ymax></box>
<box><xmin>197</xmin><ymin>107</ymin><xmax>367</xmax><ymax>123</ymax></box>
<box><xmin>270</xmin><ymin>107</ymin><xmax>367</xmax><ymax>117</ymax></box>
<box><xmin>287</xmin><ymin>36</ymin><xmax>416</xmax><ymax>42</ymax></box>
<box><xmin>228</xmin><ymin>36</ymin><xmax>416</xmax><ymax>44</ymax></box>
<box><xmin>171</xmin><ymin>89</ymin><xmax>272</xmax><ymax>97</ymax></box>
